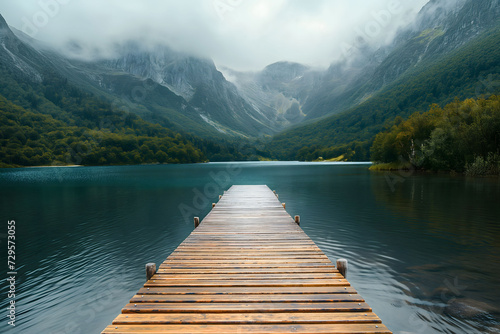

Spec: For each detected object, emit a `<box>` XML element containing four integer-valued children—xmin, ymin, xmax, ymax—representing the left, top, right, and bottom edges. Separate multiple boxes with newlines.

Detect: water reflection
<box><xmin>370</xmin><ymin>171</ymin><xmax>500</xmax><ymax>333</ymax></box>
<box><xmin>0</xmin><ymin>164</ymin><xmax>499</xmax><ymax>333</ymax></box>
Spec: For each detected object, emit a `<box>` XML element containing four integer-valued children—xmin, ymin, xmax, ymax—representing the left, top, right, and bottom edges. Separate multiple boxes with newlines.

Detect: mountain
<box><xmin>100</xmin><ymin>44</ymin><xmax>276</xmax><ymax>136</ymax></box>
<box><xmin>3</xmin><ymin>23</ymin><xmax>276</xmax><ymax>139</ymax></box>
<box><xmin>0</xmin><ymin>14</ymin><xmax>48</xmax><ymax>84</ymax></box>
<box><xmin>267</xmin><ymin>0</ymin><xmax>500</xmax><ymax>160</ymax></box>
<box><xmin>0</xmin><ymin>15</ymin><xmax>252</xmax><ymax>167</ymax></box>
<box><xmin>225</xmin><ymin>0</ymin><xmax>500</xmax><ymax>128</ymax></box>
<box><xmin>300</xmin><ymin>0</ymin><xmax>497</xmax><ymax>121</ymax></box>
<box><xmin>222</xmin><ymin>62</ymin><xmax>322</xmax><ymax>129</ymax></box>
<box><xmin>2</xmin><ymin>0</ymin><xmax>499</xmax><ymax>165</ymax></box>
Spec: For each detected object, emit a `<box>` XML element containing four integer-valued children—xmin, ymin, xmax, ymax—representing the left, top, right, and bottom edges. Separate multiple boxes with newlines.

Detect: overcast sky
<box><xmin>0</xmin><ymin>0</ymin><xmax>429</xmax><ymax>71</ymax></box>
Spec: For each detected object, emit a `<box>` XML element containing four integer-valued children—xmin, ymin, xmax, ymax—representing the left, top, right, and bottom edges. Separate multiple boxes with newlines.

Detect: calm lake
<box><xmin>1</xmin><ymin>162</ymin><xmax>499</xmax><ymax>334</ymax></box>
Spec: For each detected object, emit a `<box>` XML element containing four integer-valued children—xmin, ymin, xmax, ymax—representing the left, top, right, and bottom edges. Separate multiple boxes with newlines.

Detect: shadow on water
<box><xmin>0</xmin><ymin>163</ymin><xmax>499</xmax><ymax>333</ymax></box>
<box><xmin>369</xmin><ymin>171</ymin><xmax>500</xmax><ymax>333</ymax></box>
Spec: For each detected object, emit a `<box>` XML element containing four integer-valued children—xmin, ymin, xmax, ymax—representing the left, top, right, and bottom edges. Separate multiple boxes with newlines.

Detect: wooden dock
<box><xmin>102</xmin><ymin>185</ymin><xmax>391</xmax><ymax>333</ymax></box>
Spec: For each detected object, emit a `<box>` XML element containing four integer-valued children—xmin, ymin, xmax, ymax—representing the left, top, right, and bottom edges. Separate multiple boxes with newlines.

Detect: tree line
<box><xmin>371</xmin><ymin>95</ymin><xmax>500</xmax><ymax>175</ymax></box>
<box><xmin>0</xmin><ymin>94</ymin><xmax>206</xmax><ymax>167</ymax></box>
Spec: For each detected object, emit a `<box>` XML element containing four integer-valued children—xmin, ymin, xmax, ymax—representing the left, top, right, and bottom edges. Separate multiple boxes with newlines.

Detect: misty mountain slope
<box><xmin>3</xmin><ymin>20</ymin><xmax>276</xmax><ymax>139</ymax></box>
<box><xmin>0</xmin><ymin>15</ymin><xmax>266</xmax><ymax>166</ymax></box>
<box><xmin>0</xmin><ymin>16</ymin><xmax>82</xmax><ymax>124</ymax></box>
<box><xmin>0</xmin><ymin>15</ymin><xmax>49</xmax><ymax>84</ymax></box>
<box><xmin>223</xmin><ymin>61</ymin><xmax>323</xmax><ymax>129</ymax></box>
<box><xmin>300</xmin><ymin>49</ymin><xmax>387</xmax><ymax>122</ymax></box>
<box><xmin>224</xmin><ymin>0</ymin><xmax>483</xmax><ymax>127</ymax></box>
<box><xmin>364</xmin><ymin>0</ymin><xmax>500</xmax><ymax>88</ymax></box>
<box><xmin>1</xmin><ymin>19</ymin><xmax>212</xmax><ymax>138</ymax></box>
<box><xmin>61</xmin><ymin>50</ymin><xmax>274</xmax><ymax>138</ymax></box>
<box><xmin>102</xmin><ymin>45</ymin><xmax>276</xmax><ymax>137</ymax></box>
<box><xmin>302</xmin><ymin>0</ymin><xmax>500</xmax><ymax>121</ymax></box>
<box><xmin>0</xmin><ymin>17</ymin><xmax>212</xmax><ymax>166</ymax></box>
<box><xmin>268</xmin><ymin>20</ymin><xmax>500</xmax><ymax>160</ymax></box>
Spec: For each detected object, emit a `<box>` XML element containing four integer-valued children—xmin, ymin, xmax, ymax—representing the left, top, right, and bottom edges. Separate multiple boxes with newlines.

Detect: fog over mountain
<box><xmin>0</xmin><ymin>0</ymin><xmax>498</xmax><ymax>167</ymax></box>
<box><xmin>0</xmin><ymin>0</ymin><xmax>428</xmax><ymax>71</ymax></box>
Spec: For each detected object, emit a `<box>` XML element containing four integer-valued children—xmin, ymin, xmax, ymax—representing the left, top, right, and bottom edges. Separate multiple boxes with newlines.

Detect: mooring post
<box><xmin>282</xmin><ymin>203</ymin><xmax>286</xmax><ymax>209</ymax></box>
<box><xmin>219</xmin><ymin>195</ymin><xmax>222</xmax><ymax>200</ymax></box>
<box><xmin>146</xmin><ymin>263</ymin><xmax>156</xmax><ymax>281</ymax></box>
<box><xmin>212</xmin><ymin>203</ymin><xmax>216</xmax><ymax>208</ymax></box>
<box><xmin>194</xmin><ymin>217</ymin><xmax>200</xmax><ymax>228</ymax></box>
<box><xmin>294</xmin><ymin>215</ymin><xmax>300</xmax><ymax>225</ymax></box>
<box><xmin>336</xmin><ymin>259</ymin><xmax>348</xmax><ymax>278</ymax></box>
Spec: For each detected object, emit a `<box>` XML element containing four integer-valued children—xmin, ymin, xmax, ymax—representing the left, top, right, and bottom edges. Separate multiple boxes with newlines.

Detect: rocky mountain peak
<box><xmin>0</xmin><ymin>13</ymin><xmax>14</xmax><ymax>37</ymax></box>
<box><xmin>260</xmin><ymin>61</ymin><xmax>310</xmax><ymax>83</ymax></box>
<box><xmin>0</xmin><ymin>13</ymin><xmax>8</xmax><ymax>28</ymax></box>
<box><xmin>106</xmin><ymin>43</ymin><xmax>224</xmax><ymax>101</ymax></box>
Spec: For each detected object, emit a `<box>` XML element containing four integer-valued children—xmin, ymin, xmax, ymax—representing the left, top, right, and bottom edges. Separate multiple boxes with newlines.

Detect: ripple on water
<box><xmin>1</xmin><ymin>163</ymin><xmax>499</xmax><ymax>333</ymax></box>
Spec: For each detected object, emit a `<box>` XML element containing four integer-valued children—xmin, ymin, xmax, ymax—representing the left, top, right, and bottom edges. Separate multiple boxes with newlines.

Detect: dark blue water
<box><xmin>1</xmin><ymin>162</ymin><xmax>499</xmax><ymax>333</ymax></box>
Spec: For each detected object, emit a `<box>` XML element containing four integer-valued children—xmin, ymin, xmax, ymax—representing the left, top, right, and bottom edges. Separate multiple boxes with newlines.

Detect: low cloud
<box><xmin>0</xmin><ymin>0</ymin><xmax>430</xmax><ymax>70</ymax></box>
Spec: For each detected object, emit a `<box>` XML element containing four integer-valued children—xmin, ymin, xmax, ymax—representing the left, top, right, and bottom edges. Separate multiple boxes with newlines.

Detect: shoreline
<box><xmin>370</xmin><ymin>163</ymin><xmax>500</xmax><ymax>178</ymax></box>
<box><xmin>25</xmin><ymin>165</ymin><xmax>84</xmax><ymax>168</ymax></box>
<box><xmin>2</xmin><ymin>161</ymin><xmax>374</xmax><ymax>169</ymax></box>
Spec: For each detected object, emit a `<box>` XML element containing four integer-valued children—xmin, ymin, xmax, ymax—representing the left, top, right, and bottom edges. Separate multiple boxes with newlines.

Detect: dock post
<box><xmin>212</xmin><ymin>203</ymin><xmax>216</xmax><ymax>208</ymax></box>
<box><xmin>282</xmin><ymin>203</ymin><xmax>286</xmax><ymax>209</ymax></box>
<box><xmin>219</xmin><ymin>195</ymin><xmax>222</xmax><ymax>200</ymax></box>
<box><xmin>336</xmin><ymin>259</ymin><xmax>348</xmax><ymax>278</ymax></box>
<box><xmin>294</xmin><ymin>215</ymin><xmax>300</xmax><ymax>225</ymax></box>
<box><xmin>146</xmin><ymin>263</ymin><xmax>156</xmax><ymax>281</ymax></box>
<box><xmin>194</xmin><ymin>217</ymin><xmax>200</xmax><ymax>228</ymax></box>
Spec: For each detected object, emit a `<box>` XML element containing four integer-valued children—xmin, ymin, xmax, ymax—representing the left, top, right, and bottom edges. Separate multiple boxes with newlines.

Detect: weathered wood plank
<box><xmin>129</xmin><ymin>293</ymin><xmax>365</xmax><ymax>303</ymax></box>
<box><xmin>144</xmin><ymin>278</ymin><xmax>350</xmax><ymax>287</ymax></box>
<box><xmin>136</xmin><ymin>286</ymin><xmax>357</xmax><ymax>295</ymax></box>
<box><xmin>159</xmin><ymin>263</ymin><xmax>338</xmax><ymax>269</ymax></box>
<box><xmin>151</xmin><ymin>273</ymin><xmax>343</xmax><ymax>280</ymax></box>
<box><xmin>102</xmin><ymin>324</ymin><xmax>392</xmax><ymax>333</ymax></box>
<box><xmin>121</xmin><ymin>302</ymin><xmax>373</xmax><ymax>313</ymax></box>
<box><xmin>156</xmin><ymin>268</ymin><xmax>340</xmax><ymax>274</ymax></box>
<box><xmin>112</xmin><ymin>312</ymin><xmax>383</xmax><ymax>324</ymax></box>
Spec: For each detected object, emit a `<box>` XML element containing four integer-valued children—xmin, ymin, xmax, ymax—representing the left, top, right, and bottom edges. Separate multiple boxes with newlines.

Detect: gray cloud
<box><xmin>0</xmin><ymin>0</ymin><xmax>429</xmax><ymax>70</ymax></box>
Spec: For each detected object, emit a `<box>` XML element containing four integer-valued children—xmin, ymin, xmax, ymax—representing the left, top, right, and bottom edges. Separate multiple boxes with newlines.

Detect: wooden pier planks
<box><xmin>102</xmin><ymin>185</ymin><xmax>391</xmax><ymax>333</ymax></box>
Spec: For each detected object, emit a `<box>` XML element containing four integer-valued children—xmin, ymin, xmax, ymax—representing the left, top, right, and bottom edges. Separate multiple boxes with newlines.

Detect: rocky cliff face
<box><xmin>0</xmin><ymin>15</ymin><xmax>45</xmax><ymax>83</ymax></box>
<box><xmin>223</xmin><ymin>61</ymin><xmax>323</xmax><ymax>128</ymax></box>
<box><xmin>103</xmin><ymin>44</ymin><xmax>275</xmax><ymax>135</ymax></box>
<box><xmin>107</xmin><ymin>45</ymin><xmax>208</xmax><ymax>101</ymax></box>
<box><xmin>301</xmin><ymin>0</ymin><xmax>500</xmax><ymax>120</ymax></box>
<box><xmin>425</xmin><ymin>0</ymin><xmax>500</xmax><ymax>53</ymax></box>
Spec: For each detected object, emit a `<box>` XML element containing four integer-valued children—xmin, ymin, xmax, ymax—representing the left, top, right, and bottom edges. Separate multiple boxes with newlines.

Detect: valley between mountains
<box><xmin>1</xmin><ymin>0</ymin><xmax>499</xmax><ymax>172</ymax></box>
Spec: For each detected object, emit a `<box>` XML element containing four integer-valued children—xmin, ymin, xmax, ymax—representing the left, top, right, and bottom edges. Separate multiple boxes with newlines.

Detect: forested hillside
<box><xmin>371</xmin><ymin>95</ymin><xmax>500</xmax><ymax>175</ymax></box>
<box><xmin>267</xmin><ymin>27</ymin><xmax>500</xmax><ymax>161</ymax></box>
<box><xmin>0</xmin><ymin>64</ymin><xmax>267</xmax><ymax>167</ymax></box>
<box><xmin>0</xmin><ymin>67</ymin><xmax>268</xmax><ymax>167</ymax></box>
<box><xmin>0</xmin><ymin>90</ymin><xmax>206</xmax><ymax>167</ymax></box>
<box><xmin>1</xmin><ymin>14</ymin><xmax>268</xmax><ymax>168</ymax></box>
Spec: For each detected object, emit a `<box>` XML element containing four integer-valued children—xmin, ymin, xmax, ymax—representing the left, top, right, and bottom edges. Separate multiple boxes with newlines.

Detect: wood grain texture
<box><xmin>101</xmin><ymin>185</ymin><xmax>392</xmax><ymax>334</ymax></box>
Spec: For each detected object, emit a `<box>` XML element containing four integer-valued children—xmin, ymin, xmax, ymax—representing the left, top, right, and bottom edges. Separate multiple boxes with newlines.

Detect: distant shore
<box><xmin>25</xmin><ymin>165</ymin><xmax>83</xmax><ymax>168</ymax></box>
